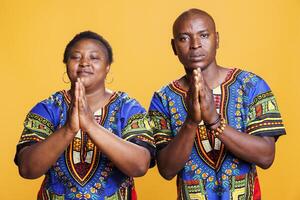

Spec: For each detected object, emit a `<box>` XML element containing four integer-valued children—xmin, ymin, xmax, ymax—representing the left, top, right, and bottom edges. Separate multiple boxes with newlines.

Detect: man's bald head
<box><xmin>173</xmin><ymin>9</ymin><xmax>216</xmax><ymax>37</ymax></box>
<box><xmin>171</xmin><ymin>8</ymin><xmax>219</xmax><ymax>71</ymax></box>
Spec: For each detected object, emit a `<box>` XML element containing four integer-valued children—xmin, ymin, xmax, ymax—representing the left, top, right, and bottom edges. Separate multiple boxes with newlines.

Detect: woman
<box><xmin>15</xmin><ymin>31</ymin><xmax>155</xmax><ymax>200</ymax></box>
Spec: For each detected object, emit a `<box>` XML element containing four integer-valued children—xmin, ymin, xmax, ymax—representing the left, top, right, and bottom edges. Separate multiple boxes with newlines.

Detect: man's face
<box><xmin>172</xmin><ymin>14</ymin><xmax>219</xmax><ymax>72</ymax></box>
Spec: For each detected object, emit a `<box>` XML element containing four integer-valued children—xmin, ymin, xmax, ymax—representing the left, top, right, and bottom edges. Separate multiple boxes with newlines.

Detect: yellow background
<box><xmin>0</xmin><ymin>0</ymin><xmax>299</xmax><ymax>199</ymax></box>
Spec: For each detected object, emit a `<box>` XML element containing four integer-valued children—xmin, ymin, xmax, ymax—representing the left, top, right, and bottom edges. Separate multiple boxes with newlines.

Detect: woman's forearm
<box><xmin>17</xmin><ymin>126</ymin><xmax>75</xmax><ymax>179</ymax></box>
<box><xmin>87</xmin><ymin>122</ymin><xmax>151</xmax><ymax>177</ymax></box>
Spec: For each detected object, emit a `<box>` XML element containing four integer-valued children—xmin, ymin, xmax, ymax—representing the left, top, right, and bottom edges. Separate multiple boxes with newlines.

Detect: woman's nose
<box><xmin>79</xmin><ymin>57</ymin><xmax>90</xmax><ymax>67</ymax></box>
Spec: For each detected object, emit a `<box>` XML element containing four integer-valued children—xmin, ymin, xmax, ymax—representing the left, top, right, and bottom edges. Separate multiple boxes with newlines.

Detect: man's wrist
<box><xmin>185</xmin><ymin>117</ymin><xmax>199</xmax><ymax>128</ymax></box>
<box><xmin>204</xmin><ymin>114</ymin><xmax>220</xmax><ymax>130</ymax></box>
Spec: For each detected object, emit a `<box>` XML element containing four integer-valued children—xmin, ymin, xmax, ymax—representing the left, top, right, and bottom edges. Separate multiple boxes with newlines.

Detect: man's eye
<box><xmin>201</xmin><ymin>33</ymin><xmax>209</xmax><ymax>38</ymax></box>
<box><xmin>179</xmin><ymin>36</ymin><xmax>189</xmax><ymax>42</ymax></box>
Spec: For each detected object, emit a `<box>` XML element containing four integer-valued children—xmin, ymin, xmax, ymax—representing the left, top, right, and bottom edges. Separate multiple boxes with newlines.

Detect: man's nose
<box><xmin>190</xmin><ymin>37</ymin><xmax>202</xmax><ymax>49</ymax></box>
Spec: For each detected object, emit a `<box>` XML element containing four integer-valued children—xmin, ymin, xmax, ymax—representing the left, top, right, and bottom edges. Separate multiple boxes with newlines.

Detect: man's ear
<box><xmin>171</xmin><ymin>39</ymin><xmax>177</xmax><ymax>55</ymax></box>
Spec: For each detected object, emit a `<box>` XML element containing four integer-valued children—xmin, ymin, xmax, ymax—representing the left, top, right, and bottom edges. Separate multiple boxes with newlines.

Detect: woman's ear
<box><xmin>106</xmin><ymin>65</ymin><xmax>110</xmax><ymax>74</ymax></box>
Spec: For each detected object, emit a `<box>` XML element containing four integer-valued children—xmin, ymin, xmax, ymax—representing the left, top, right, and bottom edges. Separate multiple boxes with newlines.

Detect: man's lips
<box><xmin>189</xmin><ymin>54</ymin><xmax>205</xmax><ymax>61</ymax></box>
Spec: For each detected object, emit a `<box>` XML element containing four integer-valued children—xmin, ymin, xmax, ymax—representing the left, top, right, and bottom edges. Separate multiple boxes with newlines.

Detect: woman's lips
<box><xmin>77</xmin><ymin>71</ymin><xmax>93</xmax><ymax>76</ymax></box>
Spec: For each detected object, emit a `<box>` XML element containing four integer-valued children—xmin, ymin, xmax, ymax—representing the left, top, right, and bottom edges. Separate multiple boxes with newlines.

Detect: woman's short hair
<box><xmin>63</xmin><ymin>31</ymin><xmax>113</xmax><ymax>64</ymax></box>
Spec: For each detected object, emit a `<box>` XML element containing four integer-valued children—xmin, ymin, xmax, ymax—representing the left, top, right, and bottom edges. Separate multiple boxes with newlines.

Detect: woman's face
<box><xmin>66</xmin><ymin>39</ymin><xmax>110</xmax><ymax>90</ymax></box>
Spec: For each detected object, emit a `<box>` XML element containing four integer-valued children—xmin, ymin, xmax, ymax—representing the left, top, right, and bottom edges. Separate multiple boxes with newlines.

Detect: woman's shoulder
<box><xmin>31</xmin><ymin>90</ymin><xmax>68</xmax><ymax>113</ymax></box>
<box><xmin>110</xmin><ymin>91</ymin><xmax>146</xmax><ymax>116</ymax></box>
<box><xmin>113</xmin><ymin>91</ymin><xmax>131</xmax><ymax>102</ymax></box>
<box><xmin>113</xmin><ymin>91</ymin><xmax>143</xmax><ymax>108</ymax></box>
<box><xmin>27</xmin><ymin>90</ymin><xmax>68</xmax><ymax>128</ymax></box>
<box><xmin>38</xmin><ymin>90</ymin><xmax>69</xmax><ymax>107</ymax></box>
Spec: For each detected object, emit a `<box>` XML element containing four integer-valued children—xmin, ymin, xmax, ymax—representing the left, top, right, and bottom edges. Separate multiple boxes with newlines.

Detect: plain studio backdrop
<box><xmin>0</xmin><ymin>0</ymin><xmax>299</xmax><ymax>199</ymax></box>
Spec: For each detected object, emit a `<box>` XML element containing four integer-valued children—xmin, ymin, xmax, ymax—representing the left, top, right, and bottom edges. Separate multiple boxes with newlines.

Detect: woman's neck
<box><xmin>85</xmin><ymin>86</ymin><xmax>113</xmax><ymax>112</ymax></box>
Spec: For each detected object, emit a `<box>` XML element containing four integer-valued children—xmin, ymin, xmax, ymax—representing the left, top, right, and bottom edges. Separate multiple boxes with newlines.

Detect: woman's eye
<box><xmin>90</xmin><ymin>56</ymin><xmax>100</xmax><ymax>60</ymax></box>
<box><xmin>70</xmin><ymin>55</ymin><xmax>80</xmax><ymax>60</ymax></box>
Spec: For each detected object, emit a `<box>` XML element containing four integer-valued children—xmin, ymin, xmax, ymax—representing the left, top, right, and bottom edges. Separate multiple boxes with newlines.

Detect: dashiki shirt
<box><xmin>15</xmin><ymin>91</ymin><xmax>155</xmax><ymax>200</ymax></box>
<box><xmin>149</xmin><ymin>68</ymin><xmax>285</xmax><ymax>200</ymax></box>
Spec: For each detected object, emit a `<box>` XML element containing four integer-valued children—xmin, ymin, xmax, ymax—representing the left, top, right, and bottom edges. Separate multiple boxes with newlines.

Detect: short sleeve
<box><xmin>120</xmin><ymin>98</ymin><xmax>156</xmax><ymax>167</ymax></box>
<box><xmin>14</xmin><ymin>102</ymin><xmax>57</xmax><ymax>165</ymax></box>
<box><xmin>148</xmin><ymin>92</ymin><xmax>172</xmax><ymax>151</ymax></box>
<box><xmin>246</xmin><ymin>78</ymin><xmax>286</xmax><ymax>139</ymax></box>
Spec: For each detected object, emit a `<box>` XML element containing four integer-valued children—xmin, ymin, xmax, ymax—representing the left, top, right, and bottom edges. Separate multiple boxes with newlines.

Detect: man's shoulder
<box><xmin>153</xmin><ymin>80</ymin><xmax>179</xmax><ymax>98</ymax></box>
<box><xmin>233</xmin><ymin>68</ymin><xmax>266</xmax><ymax>86</ymax></box>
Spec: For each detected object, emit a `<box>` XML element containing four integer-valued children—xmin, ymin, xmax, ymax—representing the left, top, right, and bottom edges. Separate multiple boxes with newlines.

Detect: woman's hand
<box><xmin>77</xmin><ymin>78</ymin><xmax>97</xmax><ymax>132</ymax></box>
<box><xmin>65</xmin><ymin>78</ymin><xmax>97</xmax><ymax>134</ymax></box>
<box><xmin>186</xmin><ymin>69</ymin><xmax>202</xmax><ymax>124</ymax></box>
<box><xmin>65</xmin><ymin>81</ymin><xmax>80</xmax><ymax>135</ymax></box>
<box><xmin>197</xmin><ymin>68</ymin><xmax>219</xmax><ymax>124</ymax></box>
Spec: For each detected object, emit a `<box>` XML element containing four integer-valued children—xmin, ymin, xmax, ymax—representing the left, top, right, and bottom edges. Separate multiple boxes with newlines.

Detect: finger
<box><xmin>193</xmin><ymin>75</ymin><xmax>200</xmax><ymax>102</ymax></box>
<box><xmin>74</xmin><ymin>80</ymin><xmax>79</xmax><ymax>111</ymax></box>
<box><xmin>69</xmin><ymin>81</ymin><xmax>77</xmax><ymax>109</ymax></box>
<box><xmin>199</xmin><ymin>70</ymin><xmax>211</xmax><ymax>90</ymax></box>
<box><xmin>198</xmin><ymin>71</ymin><xmax>206</xmax><ymax>99</ymax></box>
<box><xmin>79</xmin><ymin>79</ymin><xmax>91</xmax><ymax>114</ymax></box>
<box><xmin>69</xmin><ymin>80</ymin><xmax>76</xmax><ymax>107</ymax></box>
<box><xmin>192</xmin><ymin>75</ymin><xmax>201</xmax><ymax>118</ymax></box>
<box><xmin>192</xmin><ymin>69</ymin><xmax>199</xmax><ymax>89</ymax></box>
<box><xmin>198</xmin><ymin>70</ymin><xmax>204</xmax><ymax>86</ymax></box>
<box><xmin>80</xmin><ymin>79</ymin><xmax>89</xmax><ymax>109</ymax></box>
<box><xmin>80</xmin><ymin>79</ymin><xmax>86</xmax><ymax>95</ymax></box>
<box><xmin>199</xmin><ymin>71</ymin><xmax>214</xmax><ymax>98</ymax></box>
<box><xmin>80</xmin><ymin>80</ymin><xmax>88</xmax><ymax>103</ymax></box>
<box><xmin>78</xmin><ymin>79</ymin><xmax>85</xmax><ymax>111</ymax></box>
<box><xmin>198</xmin><ymin>71</ymin><xmax>212</xmax><ymax>99</ymax></box>
<box><xmin>193</xmin><ymin>69</ymin><xmax>198</xmax><ymax>82</ymax></box>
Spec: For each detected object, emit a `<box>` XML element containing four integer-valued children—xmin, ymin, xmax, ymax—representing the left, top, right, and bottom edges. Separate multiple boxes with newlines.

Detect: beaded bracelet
<box><xmin>210</xmin><ymin>117</ymin><xmax>226</xmax><ymax>137</ymax></box>
<box><xmin>204</xmin><ymin>115</ymin><xmax>221</xmax><ymax>130</ymax></box>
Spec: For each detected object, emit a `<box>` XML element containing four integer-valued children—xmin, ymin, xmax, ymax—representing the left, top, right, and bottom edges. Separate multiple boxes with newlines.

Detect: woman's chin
<box><xmin>81</xmin><ymin>78</ymin><xmax>91</xmax><ymax>88</ymax></box>
<box><xmin>73</xmin><ymin>77</ymin><xmax>105</xmax><ymax>91</ymax></box>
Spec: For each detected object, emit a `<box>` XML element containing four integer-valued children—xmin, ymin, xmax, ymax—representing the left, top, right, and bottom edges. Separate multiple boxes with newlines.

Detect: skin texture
<box><xmin>17</xmin><ymin>39</ymin><xmax>151</xmax><ymax>179</ymax></box>
<box><xmin>157</xmin><ymin>9</ymin><xmax>275</xmax><ymax>180</ymax></box>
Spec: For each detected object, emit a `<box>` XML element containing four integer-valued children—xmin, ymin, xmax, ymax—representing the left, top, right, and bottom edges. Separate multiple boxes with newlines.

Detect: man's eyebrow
<box><xmin>176</xmin><ymin>32</ymin><xmax>189</xmax><ymax>35</ymax></box>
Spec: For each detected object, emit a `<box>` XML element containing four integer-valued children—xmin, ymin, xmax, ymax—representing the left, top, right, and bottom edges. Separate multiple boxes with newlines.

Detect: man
<box><xmin>149</xmin><ymin>8</ymin><xmax>285</xmax><ymax>199</ymax></box>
